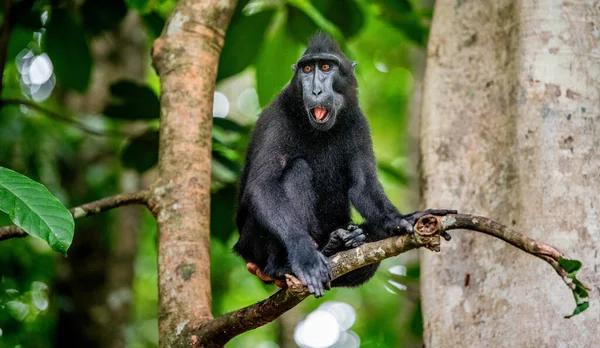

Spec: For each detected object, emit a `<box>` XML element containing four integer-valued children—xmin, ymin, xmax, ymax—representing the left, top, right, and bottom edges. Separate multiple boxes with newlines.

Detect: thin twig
<box><xmin>0</xmin><ymin>189</ymin><xmax>149</xmax><ymax>241</ymax></box>
<box><xmin>190</xmin><ymin>214</ymin><xmax>588</xmax><ymax>346</ymax></box>
<box><xmin>0</xmin><ymin>98</ymin><xmax>138</xmax><ymax>137</ymax></box>
<box><xmin>443</xmin><ymin>214</ymin><xmax>590</xmax><ymax>291</ymax></box>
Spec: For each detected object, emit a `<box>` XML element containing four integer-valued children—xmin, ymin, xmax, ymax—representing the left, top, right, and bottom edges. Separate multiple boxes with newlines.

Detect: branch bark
<box><xmin>0</xmin><ymin>190</ymin><xmax>149</xmax><ymax>241</ymax></box>
<box><xmin>148</xmin><ymin>1</ymin><xmax>237</xmax><ymax>347</ymax></box>
<box><xmin>192</xmin><ymin>214</ymin><xmax>587</xmax><ymax>347</ymax></box>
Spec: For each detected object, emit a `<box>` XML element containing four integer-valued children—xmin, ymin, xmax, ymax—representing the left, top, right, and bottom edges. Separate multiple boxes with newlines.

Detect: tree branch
<box><xmin>0</xmin><ymin>189</ymin><xmax>149</xmax><ymax>241</ymax></box>
<box><xmin>0</xmin><ymin>98</ymin><xmax>140</xmax><ymax>137</ymax></box>
<box><xmin>191</xmin><ymin>214</ymin><xmax>589</xmax><ymax>347</ymax></box>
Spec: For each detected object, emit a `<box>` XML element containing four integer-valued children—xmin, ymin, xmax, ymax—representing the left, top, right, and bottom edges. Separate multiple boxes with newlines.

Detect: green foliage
<box><xmin>81</xmin><ymin>0</ymin><xmax>128</xmax><ymax>35</ymax></box>
<box><xmin>255</xmin><ymin>11</ymin><xmax>303</xmax><ymax>106</ymax></box>
<box><xmin>378</xmin><ymin>162</ymin><xmax>409</xmax><ymax>186</ymax></box>
<box><xmin>210</xmin><ymin>184</ymin><xmax>237</xmax><ymax>243</ymax></box>
<box><xmin>126</xmin><ymin>0</ymin><xmax>151</xmax><ymax>12</ymax></box>
<box><xmin>213</xmin><ymin>117</ymin><xmax>251</xmax><ymax>133</ymax></box>
<box><xmin>2</xmin><ymin>281</ymin><xmax>49</xmax><ymax>323</ymax></box>
<box><xmin>565</xmin><ymin>302</ymin><xmax>589</xmax><ymax>319</ymax></box>
<box><xmin>286</xmin><ymin>0</ymin><xmax>344</xmax><ymax>42</ymax></box>
<box><xmin>142</xmin><ymin>12</ymin><xmax>166</xmax><ymax>38</ymax></box>
<box><xmin>45</xmin><ymin>10</ymin><xmax>93</xmax><ymax>92</ymax></box>
<box><xmin>558</xmin><ymin>257</ymin><xmax>590</xmax><ymax>318</ymax></box>
<box><xmin>120</xmin><ymin>131</ymin><xmax>160</xmax><ymax>173</ymax></box>
<box><xmin>286</xmin><ymin>0</ymin><xmax>364</xmax><ymax>43</ymax></box>
<box><xmin>559</xmin><ymin>258</ymin><xmax>582</xmax><ymax>273</ymax></box>
<box><xmin>372</xmin><ymin>0</ymin><xmax>430</xmax><ymax>45</ymax></box>
<box><xmin>7</xmin><ymin>25</ymin><xmax>35</xmax><ymax>60</ymax></box>
<box><xmin>0</xmin><ymin>167</ymin><xmax>74</xmax><ymax>253</ymax></box>
<box><xmin>117</xmin><ymin>116</ymin><xmax>248</xmax><ymax>177</ymax></box>
<box><xmin>217</xmin><ymin>0</ymin><xmax>275</xmax><ymax>80</ymax></box>
<box><xmin>11</xmin><ymin>0</ymin><xmax>41</xmax><ymax>29</ymax></box>
<box><xmin>104</xmin><ymin>80</ymin><xmax>161</xmax><ymax>120</ymax></box>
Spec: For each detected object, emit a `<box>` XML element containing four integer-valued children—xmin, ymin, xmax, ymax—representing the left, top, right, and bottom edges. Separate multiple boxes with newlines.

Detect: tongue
<box><xmin>314</xmin><ymin>107</ymin><xmax>327</xmax><ymax>121</ymax></box>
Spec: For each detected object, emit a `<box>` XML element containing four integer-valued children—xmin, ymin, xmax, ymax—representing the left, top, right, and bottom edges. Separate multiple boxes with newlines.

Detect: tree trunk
<box><xmin>420</xmin><ymin>0</ymin><xmax>599</xmax><ymax>346</ymax></box>
<box><xmin>149</xmin><ymin>1</ymin><xmax>236</xmax><ymax>346</ymax></box>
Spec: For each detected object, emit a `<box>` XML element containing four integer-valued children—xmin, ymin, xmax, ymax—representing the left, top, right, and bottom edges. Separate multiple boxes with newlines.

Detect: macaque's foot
<box><xmin>321</xmin><ymin>225</ymin><xmax>366</xmax><ymax>256</ymax></box>
<box><xmin>390</xmin><ymin>209</ymin><xmax>457</xmax><ymax>235</ymax></box>
<box><xmin>246</xmin><ymin>262</ymin><xmax>286</xmax><ymax>288</ymax></box>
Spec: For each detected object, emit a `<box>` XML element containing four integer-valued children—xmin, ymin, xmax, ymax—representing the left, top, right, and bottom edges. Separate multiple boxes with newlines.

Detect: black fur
<box><xmin>234</xmin><ymin>33</ymin><xmax>452</xmax><ymax>297</ymax></box>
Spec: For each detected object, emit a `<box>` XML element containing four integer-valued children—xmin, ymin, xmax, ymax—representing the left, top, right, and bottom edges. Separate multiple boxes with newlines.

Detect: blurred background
<box><xmin>0</xmin><ymin>0</ymin><xmax>435</xmax><ymax>346</ymax></box>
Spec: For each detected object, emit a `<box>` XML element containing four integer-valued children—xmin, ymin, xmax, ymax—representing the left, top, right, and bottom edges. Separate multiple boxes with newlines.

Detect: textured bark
<box><xmin>149</xmin><ymin>1</ymin><xmax>236</xmax><ymax>346</ymax></box>
<box><xmin>420</xmin><ymin>0</ymin><xmax>599</xmax><ymax>346</ymax></box>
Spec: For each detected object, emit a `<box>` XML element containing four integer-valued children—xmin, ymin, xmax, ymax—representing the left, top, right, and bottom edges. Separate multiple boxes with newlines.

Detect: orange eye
<box><xmin>303</xmin><ymin>65</ymin><xmax>312</xmax><ymax>73</ymax></box>
<box><xmin>321</xmin><ymin>64</ymin><xmax>330</xmax><ymax>71</ymax></box>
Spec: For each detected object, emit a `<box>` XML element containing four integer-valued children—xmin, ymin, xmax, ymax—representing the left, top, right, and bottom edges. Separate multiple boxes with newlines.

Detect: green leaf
<box><xmin>243</xmin><ymin>0</ymin><xmax>279</xmax><ymax>15</ymax></box>
<box><xmin>378</xmin><ymin>162</ymin><xmax>409</xmax><ymax>186</ymax></box>
<box><xmin>409</xmin><ymin>302</ymin><xmax>423</xmax><ymax>337</ymax></box>
<box><xmin>0</xmin><ymin>167</ymin><xmax>74</xmax><ymax>253</ymax></box>
<box><xmin>565</xmin><ymin>301</ymin><xmax>589</xmax><ymax>319</ymax></box>
<box><xmin>286</xmin><ymin>5</ymin><xmax>319</xmax><ymax>44</ymax></box>
<box><xmin>372</xmin><ymin>0</ymin><xmax>429</xmax><ymax>45</ymax></box>
<box><xmin>374</xmin><ymin>0</ymin><xmax>412</xmax><ymax>13</ymax></box>
<box><xmin>217</xmin><ymin>0</ymin><xmax>275</xmax><ymax>80</ymax></box>
<box><xmin>324</xmin><ymin>0</ymin><xmax>364</xmax><ymax>39</ymax></box>
<box><xmin>572</xmin><ymin>278</ymin><xmax>589</xmax><ymax>299</ymax></box>
<box><xmin>210</xmin><ymin>184</ymin><xmax>237</xmax><ymax>243</ymax></box>
<box><xmin>6</xmin><ymin>26</ymin><xmax>33</xmax><ymax>61</ymax></box>
<box><xmin>125</xmin><ymin>0</ymin><xmax>150</xmax><ymax>11</ymax></box>
<box><xmin>12</xmin><ymin>0</ymin><xmax>40</xmax><ymax>29</ymax></box>
<box><xmin>6</xmin><ymin>300</ymin><xmax>29</xmax><ymax>322</ymax></box>
<box><xmin>104</xmin><ymin>80</ymin><xmax>160</xmax><ymax>120</ymax></box>
<box><xmin>45</xmin><ymin>9</ymin><xmax>93</xmax><ymax>92</ymax></box>
<box><xmin>31</xmin><ymin>281</ymin><xmax>49</xmax><ymax>311</ymax></box>
<box><xmin>255</xmin><ymin>12</ymin><xmax>303</xmax><ymax>106</ymax></box>
<box><xmin>0</xmin><ymin>210</ymin><xmax>11</xmax><ymax>226</ymax></box>
<box><xmin>212</xmin><ymin>151</ymin><xmax>241</xmax><ymax>177</ymax></box>
<box><xmin>120</xmin><ymin>131</ymin><xmax>159</xmax><ymax>173</ymax></box>
<box><xmin>82</xmin><ymin>0</ymin><xmax>128</xmax><ymax>35</ymax></box>
<box><xmin>142</xmin><ymin>12</ymin><xmax>166</xmax><ymax>39</ymax></box>
<box><xmin>559</xmin><ymin>257</ymin><xmax>582</xmax><ymax>273</ymax></box>
<box><xmin>385</xmin><ymin>12</ymin><xmax>428</xmax><ymax>45</ymax></box>
<box><xmin>286</xmin><ymin>0</ymin><xmax>344</xmax><ymax>42</ymax></box>
<box><xmin>213</xmin><ymin>117</ymin><xmax>249</xmax><ymax>134</ymax></box>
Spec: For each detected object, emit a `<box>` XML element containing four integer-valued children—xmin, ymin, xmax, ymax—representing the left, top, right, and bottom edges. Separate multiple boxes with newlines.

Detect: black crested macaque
<box><xmin>234</xmin><ymin>33</ymin><xmax>455</xmax><ymax>297</ymax></box>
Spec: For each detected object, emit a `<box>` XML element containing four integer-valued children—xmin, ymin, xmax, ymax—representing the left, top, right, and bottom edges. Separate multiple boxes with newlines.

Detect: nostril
<box><xmin>312</xmin><ymin>89</ymin><xmax>322</xmax><ymax>96</ymax></box>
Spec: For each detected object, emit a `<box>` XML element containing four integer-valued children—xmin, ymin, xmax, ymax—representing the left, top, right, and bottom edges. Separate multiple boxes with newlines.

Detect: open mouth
<box><xmin>309</xmin><ymin>106</ymin><xmax>330</xmax><ymax>123</ymax></box>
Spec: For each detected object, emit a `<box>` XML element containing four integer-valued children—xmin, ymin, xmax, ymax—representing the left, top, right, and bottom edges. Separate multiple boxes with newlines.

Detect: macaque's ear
<box><xmin>291</xmin><ymin>64</ymin><xmax>297</xmax><ymax>71</ymax></box>
<box><xmin>352</xmin><ymin>61</ymin><xmax>357</xmax><ymax>71</ymax></box>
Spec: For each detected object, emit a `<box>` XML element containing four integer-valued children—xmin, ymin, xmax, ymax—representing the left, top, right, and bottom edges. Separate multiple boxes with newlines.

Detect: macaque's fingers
<box><xmin>399</xmin><ymin>219</ymin><xmax>414</xmax><ymax>234</ymax></box>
